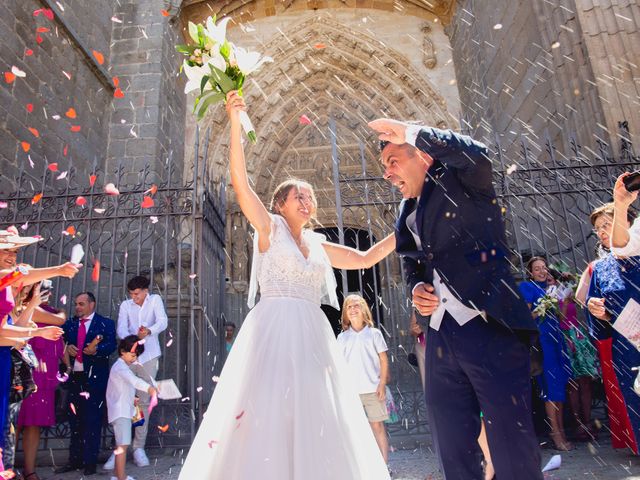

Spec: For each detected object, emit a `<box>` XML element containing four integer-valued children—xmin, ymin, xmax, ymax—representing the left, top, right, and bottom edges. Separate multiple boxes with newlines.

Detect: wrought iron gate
<box><xmin>0</xmin><ymin>126</ymin><xmax>226</xmax><ymax>450</ymax></box>
<box><xmin>329</xmin><ymin>119</ymin><xmax>640</xmax><ymax>448</ymax></box>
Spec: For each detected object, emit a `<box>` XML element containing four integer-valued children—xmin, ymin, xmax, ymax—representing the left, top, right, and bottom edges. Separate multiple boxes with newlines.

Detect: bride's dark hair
<box><xmin>270</xmin><ymin>179</ymin><xmax>319</xmax><ymax>228</ymax></box>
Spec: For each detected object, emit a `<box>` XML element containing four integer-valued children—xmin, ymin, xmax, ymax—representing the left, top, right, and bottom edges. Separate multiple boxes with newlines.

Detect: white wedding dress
<box><xmin>179</xmin><ymin>214</ymin><xmax>390</xmax><ymax>480</ymax></box>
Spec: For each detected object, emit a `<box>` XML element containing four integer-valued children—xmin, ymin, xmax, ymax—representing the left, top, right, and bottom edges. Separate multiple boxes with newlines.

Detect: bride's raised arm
<box><xmin>322</xmin><ymin>233</ymin><xmax>396</xmax><ymax>270</ymax></box>
<box><xmin>226</xmin><ymin>91</ymin><xmax>272</xmax><ymax>246</ymax></box>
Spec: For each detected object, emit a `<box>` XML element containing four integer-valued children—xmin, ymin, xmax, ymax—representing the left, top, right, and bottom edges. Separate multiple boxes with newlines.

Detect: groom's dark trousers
<box><xmin>424</xmin><ymin>313</ymin><xmax>540</xmax><ymax>479</ymax></box>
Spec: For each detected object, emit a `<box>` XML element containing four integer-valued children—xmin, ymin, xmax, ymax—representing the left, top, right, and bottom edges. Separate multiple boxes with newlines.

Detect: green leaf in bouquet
<box><xmin>194</xmin><ymin>91</ymin><xmax>225</xmax><ymax>120</ymax></box>
<box><xmin>176</xmin><ymin>44</ymin><xmax>195</xmax><ymax>55</ymax></box>
<box><xmin>236</xmin><ymin>73</ymin><xmax>245</xmax><ymax>89</ymax></box>
<box><xmin>209</xmin><ymin>65</ymin><xmax>235</xmax><ymax>93</ymax></box>
<box><xmin>197</xmin><ymin>24</ymin><xmax>207</xmax><ymax>48</ymax></box>
<box><xmin>188</xmin><ymin>22</ymin><xmax>199</xmax><ymax>44</ymax></box>
<box><xmin>200</xmin><ymin>75</ymin><xmax>210</xmax><ymax>95</ymax></box>
<box><xmin>220</xmin><ymin>40</ymin><xmax>231</xmax><ymax>60</ymax></box>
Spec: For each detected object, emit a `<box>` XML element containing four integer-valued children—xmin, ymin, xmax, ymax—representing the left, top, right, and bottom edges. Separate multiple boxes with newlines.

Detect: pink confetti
<box><xmin>0</xmin><ymin>202</ymin><xmax>7</xmax><ymax>209</ymax></box>
<box><xmin>80</xmin><ymin>391</ymin><xmax>90</xmax><ymax>399</ymax></box>
<box><xmin>56</xmin><ymin>372</ymin><xmax>69</xmax><ymax>382</ymax></box>
<box><xmin>69</xmin><ymin>402</ymin><xmax>76</xmax><ymax>415</ymax></box>
<box><xmin>235</xmin><ymin>410</ymin><xmax>245</xmax><ymax>420</ymax></box>
<box><xmin>207</xmin><ymin>440</ymin><xmax>218</xmax><ymax>448</ymax></box>
<box><xmin>299</xmin><ymin>114</ymin><xmax>312</xmax><ymax>125</ymax></box>
<box><xmin>104</xmin><ymin>183</ymin><xmax>120</xmax><ymax>195</ymax></box>
<box><xmin>165</xmin><ymin>338</ymin><xmax>173</xmax><ymax>347</ymax></box>
<box><xmin>148</xmin><ymin>393</ymin><xmax>158</xmax><ymax>415</ymax></box>
<box><xmin>20</xmin><ymin>222</ymin><xmax>28</xmax><ymax>231</ymax></box>
<box><xmin>60</xmin><ymin>294</ymin><xmax>67</xmax><ymax>305</ymax></box>
<box><xmin>189</xmin><ymin>273</ymin><xmax>197</xmax><ymax>279</ymax></box>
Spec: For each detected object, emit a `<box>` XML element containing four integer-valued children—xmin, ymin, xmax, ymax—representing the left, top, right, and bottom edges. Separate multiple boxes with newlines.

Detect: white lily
<box><xmin>202</xmin><ymin>49</ymin><xmax>227</xmax><ymax>72</ymax></box>
<box><xmin>233</xmin><ymin>45</ymin><xmax>273</xmax><ymax>75</ymax></box>
<box><xmin>205</xmin><ymin>16</ymin><xmax>232</xmax><ymax>45</ymax></box>
<box><xmin>183</xmin><ymin>60</ymin><xmax>212</xmax><ymax>94</ymax></box>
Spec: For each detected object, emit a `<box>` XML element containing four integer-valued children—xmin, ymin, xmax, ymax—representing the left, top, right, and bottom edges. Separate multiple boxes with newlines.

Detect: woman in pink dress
<box><xmin>17</xmin><ymin>302</ymin><xmax>66</xmax><ymax>480</ymax></box>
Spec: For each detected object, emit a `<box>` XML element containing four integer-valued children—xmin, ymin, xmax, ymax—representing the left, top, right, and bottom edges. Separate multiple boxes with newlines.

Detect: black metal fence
<box><xmin>0</xmin><ymin>126</ymin><xmax>226</xmax><ymax>450</ymax></box>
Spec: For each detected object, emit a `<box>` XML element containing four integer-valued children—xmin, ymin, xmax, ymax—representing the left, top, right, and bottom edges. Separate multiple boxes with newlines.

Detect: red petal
<box><xmin>141</xmin><ymin>196</ymin><xmax>154</xmax><ymax>209</ymax></box>
<box><xmin>65</xmin><ymin>108</ymin><xmax>76</xmax><ymax>119</ymax></box>
<box><xmin>299</xmin><ymin>114</ymin><xmax>312</xmax><ymax>125</ymax></box>
<box><xmin>21</xmin><ymin>141</ymin><xmax>30</xmax><ymax>152</ymax></box>
<box><xmin>112</xmin><ymin>76</ymin><xmax>119</xmax><ymax>87</ymax></box>
<box><xmin>25</xmin><ymin>49</ymin><xmax>33</xmax><ymax>57</ymax></box>
<box><xmin>26</xmin><ymin>103</ymin><xmax>33</xmax><ymax>113</ymax></box>
<box><xmin>63</xmin><ymin>145</ymin><xmax>68</xmax><ymax>156</ymax></box>
<box><xmin>28</xmin><ymin>127</ymin><xmax>39</xmax><ymax>137</ymax></box>
<box><xmin>89</xmin><ymin>174</ymin><xmax>97</xmax><ymax>187</ymax></box>
<box><xmin>114</xmin><ymin>88</ymin><xmax>124</xmax><ymax>98</ymax></box>
<box><xmin>314</xmin><ymin>43</ymin><xmax>326</xmax><ymax>49</ymax></box>
<box><xmin>4</xmin><ymin>72</ymin><xmax>15</xmax><ymax>84</ymax></box>
<box><xmin>36</xmin><ymin>27</ymin><xmax>50</xmax><ymax>33</ymax></box>
<box><xmin>47</xmin><ymin>163</ymin><xmax>58</xmax><ymax>172</ymax></box>
<box><xmin>36</xmin><ymin>34</ymin><xmax>43</xmax><ymax>44</ymax></box>
<box><xmin>70</xmin><ymin>125</ymin><xmax>81</xmax><ymax>132</ymax></box>
<box><xmin>161</xmin><ymin>9</ymin><xmax>170</xmax><ymax>16</ymax></box>
<box><xmin>92</xmin><ymin>50</ymin><xmax>104</xmax><ymax>65</ymax></box>
<box><xmin>92</xmin><ymin>260</ymin><xmax>100</xmax><ymax>283</ymax></box>
<box><xmin>43</xmin><ymin>9</ymin><xmax>54</xmax><ymax>20</ymax></box>
<box><xmin>75</xmin><ymin>196</ymin><xmax>87</xmax><ymax>207</ymax></box>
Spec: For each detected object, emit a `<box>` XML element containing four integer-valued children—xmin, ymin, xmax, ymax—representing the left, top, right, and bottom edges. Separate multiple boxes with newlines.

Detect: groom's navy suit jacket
<box><xmin>395</xmin><ymin>126</ymin><xmax>536</xmax><ymax>333</ymax></box>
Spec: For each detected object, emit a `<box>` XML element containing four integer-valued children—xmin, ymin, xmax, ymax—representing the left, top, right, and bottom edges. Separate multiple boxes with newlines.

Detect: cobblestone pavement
<box><xmin>29</xmin><ymin>439</ymin><xmax>640</xmax><ymax>480</ymax></box>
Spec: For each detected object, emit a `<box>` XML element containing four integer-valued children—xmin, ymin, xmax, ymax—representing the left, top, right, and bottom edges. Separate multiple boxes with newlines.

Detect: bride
<box><xmin>178</xmin><ymin>92</ymin><xmax>395</xmax><ymax>479</ymax></box>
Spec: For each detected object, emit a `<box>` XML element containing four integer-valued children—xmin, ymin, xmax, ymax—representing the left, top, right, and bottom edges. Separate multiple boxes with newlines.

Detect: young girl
<box><xmin>337</xmin><ymin>295</ymin><xmax>390</xmax><ymax>469</ymax></box>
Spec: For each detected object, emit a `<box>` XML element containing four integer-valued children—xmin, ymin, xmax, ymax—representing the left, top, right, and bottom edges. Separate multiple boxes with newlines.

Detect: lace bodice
<box><xmin>248</xmin><ymin>215</ymin><xmax>338</xmax><ymax>308</ymax></box>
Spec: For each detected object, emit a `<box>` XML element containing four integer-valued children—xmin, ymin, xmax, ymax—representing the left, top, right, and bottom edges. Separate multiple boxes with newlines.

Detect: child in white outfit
<box><xmin>106</xmin><ymin>335</ymin><xmax>157</xmax><ymax>480</ymax></box>
<box><xmin>337</xmin><ymin>294</ymin><xmax>390</xmax><ymax>466</ymax></box>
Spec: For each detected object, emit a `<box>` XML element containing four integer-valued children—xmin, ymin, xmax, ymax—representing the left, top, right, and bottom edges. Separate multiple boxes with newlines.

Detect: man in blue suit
<box><xmin>370</xmin><ymin>118</ymin><xmax>542</xmax><ymax>479</ymax></box>
<box><xmin>56</xmin><ymin>292</ymin><xmax>116</xmax><ymax>476</ymax></box>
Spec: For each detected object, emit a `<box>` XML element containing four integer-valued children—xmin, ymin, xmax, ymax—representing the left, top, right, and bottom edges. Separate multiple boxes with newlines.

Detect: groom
<box><xmin>370</xmin><ymin>118</ymin><xmax>542</xmax><ymax>479</ymax></box>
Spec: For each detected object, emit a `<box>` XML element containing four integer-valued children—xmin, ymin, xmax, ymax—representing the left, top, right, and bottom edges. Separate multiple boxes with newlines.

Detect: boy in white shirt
<box><xmin>106</xmin><ymin>335</ymin><xmax>157</xmax><ymax>480</ymax></box>
<box><xmin>114</xmin><ymin>275</ymin><xmax>168</xmax><ymax>467</ymax></box>
<box><xmin>337</xmin><ymin>294</ymin><xmax>390</xmax><ymax>468</ymax></box>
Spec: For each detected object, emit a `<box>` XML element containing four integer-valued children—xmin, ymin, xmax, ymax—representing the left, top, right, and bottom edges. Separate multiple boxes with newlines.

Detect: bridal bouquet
<box><xmin>176</xmin><ymin>16</ymin><xmax>273</xmax><ymax>142</ymax></box>
<box><xmin>533</xmin><ymin>294</ymin><xmax>559</xmax><ymax>319</ymax></box>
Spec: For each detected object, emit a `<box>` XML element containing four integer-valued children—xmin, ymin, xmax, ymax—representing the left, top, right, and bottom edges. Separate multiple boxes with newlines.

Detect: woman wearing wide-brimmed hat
<box><xmin>0</xmin><ymin>228</ymin><xmax>81</xmax><ymax>476</ymax></box>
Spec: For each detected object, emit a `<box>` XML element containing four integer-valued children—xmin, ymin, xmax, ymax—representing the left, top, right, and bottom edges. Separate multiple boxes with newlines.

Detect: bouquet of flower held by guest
<box><xmin>533</xmin><ymin>293</ymin><xmax>559</xmax><ymax>319</ymax></box>
<box><xmin>176</xmin><ymin>15</ymin><xmax>273</xmax><ymax>142</ymax></box>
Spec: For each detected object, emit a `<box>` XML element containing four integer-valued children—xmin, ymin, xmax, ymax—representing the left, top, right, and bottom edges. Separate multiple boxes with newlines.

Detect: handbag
<box><xmin>10</xmin><ymin>346</ymin><xmax>38</xmax><ymax>403</ymax></box>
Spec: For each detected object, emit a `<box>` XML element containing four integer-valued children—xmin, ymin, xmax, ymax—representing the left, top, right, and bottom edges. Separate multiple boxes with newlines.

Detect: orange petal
<box><xmin>21</xmin><ymin>141</ymin><xmax>30</xmax><ymax>152</ymax></box>
<box><xmin>145</xmin><ymin>184</ymin><xmax>158</xmax><ymax>195</ymax></box>
<box><xmin>157</xmin><ymin>424</ymin><xmax>169</xmax><ymax>432</ymax></box>
<box><xmin>161</xmin><ymin>9</ymin><xmax>170</xmax><ymax>16</ymax></box>
<box><xmin>65</xmin><ymin>107</ymin><xmax>76</xmax><ymax>119</ymax></box>
<box><xmin>70</xmin><ymin>125</ymin><xmax>81</xmax><ymax>132</ymax></box>
<box><xmin>114</xmin><ymin>88</ymin><xmax>124</xmax><ymax>98</ymax></box>
<box><xmin>28</xmin><ymin>127</ymin><xmax>39</xmax><ymax>137</ymax></box>
<box><xmin>4</xmin><ymin>72</ymin><xmax>15</xmax><ymax>84</ymax></box>
<box><xmin>112</xmin><ymin>76</ymin><xmax>119</xmax><ymax>87</ymax></box>
<box><xmin>314</xmin><ymin>43</ymin><xmax>326</xmax><ymax>49</ymax></box>
<box><xmin>141</xmin><ymin>196</ymin><xmax>154</xmax><ymax>209</ymax></box>
<box><xmin>36</xmin><ymin>27</ymin><xmax>50</xmax><ymax>33</ymax></box>
<box><xmin>92</xmin><ymin>260</ymin><xmax>100</xmax><ymax>283</ymax></box>
<box><xmin>31</xmin><ymin>193</ymin><xmax>43</xmax><ymax>204</ymax></box>
<box><xmin>64</xmin><ymin>226</ymin><xmax>76</xmax><ymax>236</ymax></box>
<box><xmin>47</xmin><ymin>163</ymin><xmax>58</xmax><ymax>172</ymax></box>
<box><xmin>92</xmin><ymin>50</ymin><xmax>104</xmax><ymax>65</ymax></box>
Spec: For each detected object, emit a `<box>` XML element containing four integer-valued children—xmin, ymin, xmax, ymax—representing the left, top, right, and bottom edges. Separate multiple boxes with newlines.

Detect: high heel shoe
<box><xmin>550</xmin><ymin>431</ymin><xmax>573</xmax><ymax>451</ymax></box>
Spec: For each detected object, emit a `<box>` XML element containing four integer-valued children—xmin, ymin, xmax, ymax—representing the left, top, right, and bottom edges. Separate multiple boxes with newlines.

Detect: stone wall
<box><xmin>0</xmin><ymin>0</ymin><xmax>114</xmax><ymax>193</ymax></box>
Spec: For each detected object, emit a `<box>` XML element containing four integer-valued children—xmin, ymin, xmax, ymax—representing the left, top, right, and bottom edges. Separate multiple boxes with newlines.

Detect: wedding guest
<box><xmin>17</xmin><ymin>287</ymin><xmax>67</xmax><ymax>480</ymax></box>
<box><xmin>587</xmin><ymin>173</ymin><xmax>640</xmax><ymax>454</ymax></box>
<box><xmin>56</xmin><ymin>292</ymin><xmax>116</xmax><ymax>476</ymax></box>
<box><xmin>111</xmin><ymin>276</ymin><xmax>167</xmax><ymax>469</ymax></box>
<box><xmin>337</xmin><ymin>295</ymin><xmax>390</xmax><ymax>469</ymax></box>
<box><xmin>371</xmin><ymin>118</ymin><xmax>541</xmax><ymax>478</ymax></box>
<box><xmin>106</xmin><ymin>335</ymin><xmax>157</xmax><ymax>480</ymax></box>
<box><xmin>224</xmin><ymin>322</ymin><xmax>236</xmax><ymax>353</ymax></box>
<box><xmin>578</xmin><ymin>202</ymin><xmax>638</xmax><ymax>452</ymax></box>
<box><xmin>519</xmin><ymin>257</ymin><xmax>573</xmax><ymax>450</ymax></box>
<box><xmin>548</xmin><ymin>268</ymin><xmax>599</xmax><ymax>442</ymax></box>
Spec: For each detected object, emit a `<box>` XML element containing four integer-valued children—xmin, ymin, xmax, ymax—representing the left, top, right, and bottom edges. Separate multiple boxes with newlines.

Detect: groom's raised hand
<box><xmin>368</xmin><ymin>118</ymin><xmax>409</xmax><ymax>145</ymax></box>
